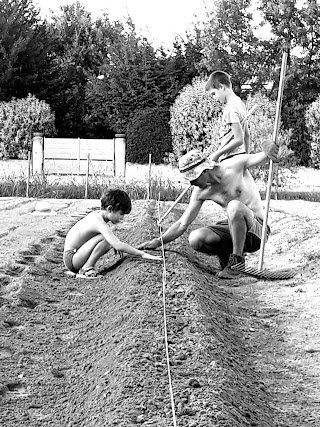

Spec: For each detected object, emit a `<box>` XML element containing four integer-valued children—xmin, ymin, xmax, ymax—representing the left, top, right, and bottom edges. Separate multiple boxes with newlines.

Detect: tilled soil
<box><xmin>0</xmin><ymin>197</ymin><xmax>320</xmax><ymax>427</ymax></box>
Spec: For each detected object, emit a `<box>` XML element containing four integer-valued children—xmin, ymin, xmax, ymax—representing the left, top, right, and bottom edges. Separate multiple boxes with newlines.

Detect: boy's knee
<box><xmin>99</xmin><ymin>239</ymin><xmax>112</xmax><ymax>253</ymax></box>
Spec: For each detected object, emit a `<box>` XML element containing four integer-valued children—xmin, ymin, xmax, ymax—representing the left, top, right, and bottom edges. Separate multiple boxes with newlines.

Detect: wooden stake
<box><xmin>147</xmin><ymin>153</ymin><xmax>152</xmax><ymax>200</ymax></box>
<box><xmin>26</xmin><ymin>151</ymin><xmax>31</xmax><ymax>198</ymax></box>
<box><xmin>85</xmin><ymin>152</ymin><xmax>90</xmax><ymax>199</ymax></box>
<box><xmin>78</xmin><ymin>137</ymin><xmax>81</xmax><ymax>175</ymax></box>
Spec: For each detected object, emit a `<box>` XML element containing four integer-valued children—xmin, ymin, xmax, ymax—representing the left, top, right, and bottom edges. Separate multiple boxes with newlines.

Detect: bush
<box><xmin>281</xmin><ymin>84</ymin><xmax>317</xmax><ymax>167</ymax></box>
<box><xmin>0</xmin><ymin>94</ymin><xmax>56</xmax><ymax>159</ymax></box>
<box><xmin>244</xmin><ymin>92</ymin><xmax>294</xmax><ymax>185</ymax></box>
<box><xmin>305</xmin><ymin>95</ymin><xmax>320</xmax><ymax>169</ymax></box>
<box><xmin>126</xmin><ymin>107</ymin><xmax>172</xmax><ymax>164</ymax></box>
<box><xmin>246</xmin><ymin>91</ymin><xmax>293</xmax><ymax>164</ymax></box>
<box><xmin>170</xmin><ymin>76</ymin><xmax>222</xmax><ymax>159</ymax></box>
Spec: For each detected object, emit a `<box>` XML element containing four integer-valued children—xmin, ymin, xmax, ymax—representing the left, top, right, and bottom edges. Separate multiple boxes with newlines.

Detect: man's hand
<box><xmin>141</xmin><ymin>252</ymin><xmax>162</xmax><ymax>261</ymax></box>
<box><xmin>262</xmin><ymin>140</ymin><xmax>279</xmax><ymax>162</ymax></box>
<box><xmin>137</xmin><ymin>238</ymin><xmax>161</xmax><ymax>250</ymax></box>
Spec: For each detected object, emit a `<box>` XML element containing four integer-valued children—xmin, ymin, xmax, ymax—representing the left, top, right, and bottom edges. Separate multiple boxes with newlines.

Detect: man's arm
<box><xmin>243</xmin><ymin>140</ymin><xmax>279</xmax><ymax>169</ymax></box>
<box><xmin>139</xmin><ymin>190</ymin><xmax>204</xmax><ymax>249</ymax></box>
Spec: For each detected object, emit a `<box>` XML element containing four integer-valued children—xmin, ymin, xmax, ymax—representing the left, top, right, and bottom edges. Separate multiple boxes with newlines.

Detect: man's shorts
<box><xmin>63</xmin><ymin>248</ymin><xmax>79</xmax><ymax>273</ymax></box>
<box><xmin>206</xmin><ymin>216</ymin><xmax>271</xmax><ymax>254</ymax></box>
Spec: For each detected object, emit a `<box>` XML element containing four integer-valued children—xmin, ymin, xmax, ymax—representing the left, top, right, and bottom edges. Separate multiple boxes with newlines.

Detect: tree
<box><xmin>46</xmin><ymin>1</ymin><xmax>102</xmax><ymax>137</ymax></box>
<box><xmin>198</xmin><ymin>0</ymin><xmax>269</xmax><ymax>93</ymax></box>
<box><xmin>259</xmin><ymin>0</ymin><xmax>320</xmax><ymax>165</ymax></box>
<box><xmin>305</xmin><ymin>94</ymin><xmax>320</xmax><ymax>169</ymax></box>
<box><xmin>154</xmin><ymin>30</ymin><xmax>203</xmax><ymax>105</ymax></box>
<box><xmin>84</xmin><ymin>16</ymin><xmax>205</xmax><ymax>137</ymax></box>
<box><xmin>84</xmin><ymin>16</ymin><xmax>165</xmax><ymax>135</ymax></box>
<box><xmin>0</xmin><ymin>0</ymin><xmax>54</xmax><ymax>102</ymax></box>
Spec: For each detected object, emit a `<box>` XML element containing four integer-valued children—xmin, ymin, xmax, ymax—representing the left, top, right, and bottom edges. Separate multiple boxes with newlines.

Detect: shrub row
<box><xmin>0</xmin><ymin>94</ymin><xmax>56</xmax><ymax>159</ymax></box>
<box><xmin>1</xmin><ymin>82</ymin><xmax>320</xmax><ymax>168</ymax></box>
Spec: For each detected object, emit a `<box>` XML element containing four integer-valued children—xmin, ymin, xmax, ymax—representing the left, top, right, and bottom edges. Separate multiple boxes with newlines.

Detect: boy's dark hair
<box><xmin>100</xmin><ymin>189</ymin><xmax>132</xmax><ymax>214</ymax></box>
<box><xmin>205</xmin><ymin>70</ymin><xmax>231</xmax><ymax>91</ymax></box>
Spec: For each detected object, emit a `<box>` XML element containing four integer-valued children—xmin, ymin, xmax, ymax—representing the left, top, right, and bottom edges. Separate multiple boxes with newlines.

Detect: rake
<box><xmin>232</xmin><ymin>48</ymin><xmax>296</xmax><ymax>281</ymax></box>
<box><xmin>157</xmin><ymin>184</ymin><xmax>192</xmax><ymax>225</ymax></box>
<box><xmin>231</xmin><ymin>263</ymin><xmax>298</xmax><ymax>280</ymax></box>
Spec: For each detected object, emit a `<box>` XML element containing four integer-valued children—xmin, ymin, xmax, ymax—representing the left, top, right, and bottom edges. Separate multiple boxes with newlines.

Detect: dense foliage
<box><xmin>0</xmin><ymin>0</ymin><xmax>54</xmax><ymax>101</ymax></box>
<box><xmin>170</xmin><ymin>77</ymin><xmax>222</xmax><ymax>158</ymax></box>
<box><xmin>126</xmin><ymin>107</ymin><xmax>172</xmax><ymax>164</ymax></box>
<box><xmin>305</xmin><ymin>95</ymin><xmax>320</xmax><ymax>169</ymax></box>
<box><xmin>198</xmin><ymin>0</ymin><xmax>271</xmax><ymax>93</ymax></box>
<box><xmin>0</xmin><ymin>0</ymin><xmax>319</xmax><ymax>165</ymax></box>
<box><xmin>246</xmin><ymin>92</ymin><xmax>292</xmax><ymax>159</ymax></box>
<box><xmin>198</xmin><ymin>0</ymin><xmax>320</xmax><ymax>166</ymax></box>
<box><xmin>0</xmin><ymin>94</ymin><xmax>56</xmax><ymax>159</ymax></box>
<box><xmin>258</xmin><ymin>0</ymin><xmax>320</xmax><ymax>166</ymax></box>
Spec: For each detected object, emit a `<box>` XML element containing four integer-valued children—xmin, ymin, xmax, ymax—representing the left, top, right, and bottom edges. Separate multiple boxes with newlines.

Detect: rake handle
<box><xmin>258</xmin><ymin>49</ymin><xmax>288</xmax><ymax>271</ymax></box>
<box><xmin>158</xmin><ymin>184</ymin><xmax>191</xmax><ymax>224</ymax></box>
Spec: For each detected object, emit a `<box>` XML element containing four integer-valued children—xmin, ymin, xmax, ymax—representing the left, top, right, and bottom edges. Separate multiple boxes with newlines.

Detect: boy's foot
<box><xmin>76</xmin><ymin>267</ymin><xmax>101</xmax><ymax>279</ymax></box>
<box><xmin>217</xmin><ymin>254</ymin><xmax>245</xmax><ymax>279</ymax></box>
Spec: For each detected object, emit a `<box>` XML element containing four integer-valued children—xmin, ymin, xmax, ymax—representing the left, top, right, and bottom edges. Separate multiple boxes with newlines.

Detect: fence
<box><xmin>32</xmin><ymin>133</ymin><xmax>126</xmax><ymax>176</ymax></box>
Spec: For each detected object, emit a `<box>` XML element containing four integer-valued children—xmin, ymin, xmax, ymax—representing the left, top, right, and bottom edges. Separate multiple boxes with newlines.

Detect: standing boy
<box><xmin>63</xmin><ymin>189</ymin><xmax>161</xmax><ymax>278</ymax></box>
<box><xmin>205</xmin><ymin>70</ymin><xmax>250</xmax><ymax>162</ymax></box>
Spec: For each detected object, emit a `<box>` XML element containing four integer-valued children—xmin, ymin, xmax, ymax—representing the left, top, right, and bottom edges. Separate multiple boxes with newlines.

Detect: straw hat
<box><xmin>178</xmin><ymin>149</ymin><xmax>217</xmax><ymax>182</ymax></box>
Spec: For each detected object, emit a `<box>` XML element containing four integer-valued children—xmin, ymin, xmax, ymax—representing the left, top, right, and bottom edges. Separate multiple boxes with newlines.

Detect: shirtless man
<box><xmin>139</xmin><ymin>140</ymin><xmax>278</xmax><ymax>279</ymax></box>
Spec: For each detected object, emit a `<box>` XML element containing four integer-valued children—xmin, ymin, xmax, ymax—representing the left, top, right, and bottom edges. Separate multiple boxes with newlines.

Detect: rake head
<box><xmin>231</xmin><ymin>263</ymin><xmax>297</xmax><ymax>280</ymax></box>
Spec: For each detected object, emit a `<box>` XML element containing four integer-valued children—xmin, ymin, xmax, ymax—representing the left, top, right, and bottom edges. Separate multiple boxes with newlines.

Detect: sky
<box><xmin>33</xmin><ymin>0</ymin><xmax>316</xmax><ymax>51</ymax></box>
<box><xmin>34</xmin><ymin>0</ymin><xmax>211</xmax><ymax>49</ymax></box>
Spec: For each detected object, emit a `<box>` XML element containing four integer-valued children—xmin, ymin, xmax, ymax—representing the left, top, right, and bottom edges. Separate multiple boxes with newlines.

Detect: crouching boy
<box><xmin>63</xmin><ymin>189</ymin><xmax>161</xmax><ymax>278</ymax></box>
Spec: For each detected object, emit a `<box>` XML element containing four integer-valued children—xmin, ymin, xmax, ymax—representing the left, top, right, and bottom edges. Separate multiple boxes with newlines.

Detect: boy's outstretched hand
<box><xmin>142</xmin><ymin>252</ymin><xmax>162</xmax><ymax>261</ymax></box>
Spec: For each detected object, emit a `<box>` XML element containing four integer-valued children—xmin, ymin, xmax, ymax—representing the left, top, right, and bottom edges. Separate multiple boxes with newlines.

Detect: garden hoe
<box><xmin>231</xmin><ymin>48</ymin><xmax>297</xmax><ymax>281</ymax></box>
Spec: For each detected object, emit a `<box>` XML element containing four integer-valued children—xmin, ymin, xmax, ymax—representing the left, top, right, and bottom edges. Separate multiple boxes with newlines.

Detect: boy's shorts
<box><xmin>63</xmin><ymin>249</ymin><xmax>79</xmax><ymax>273</ymax></box>
<box><xmin>206</xmin><ymin>216</ymin><xmax>271</xmax><ymax>254</ymax></box>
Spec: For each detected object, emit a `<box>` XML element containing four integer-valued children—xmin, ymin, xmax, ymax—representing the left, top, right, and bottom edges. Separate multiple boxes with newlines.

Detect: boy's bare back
<box><xmin>64</xmin><ymin>211</ymin><xmax>111</xmax><ymax>251</ymax></box>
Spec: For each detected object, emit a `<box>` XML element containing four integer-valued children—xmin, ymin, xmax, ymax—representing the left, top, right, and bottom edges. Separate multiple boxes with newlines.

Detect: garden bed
<box><xmin>0</xmin><ymin>197</ymin><xmax>320</xmax><ymax>426</ymax></box>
